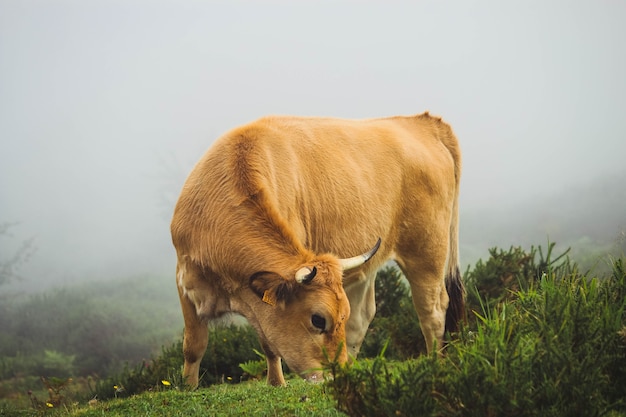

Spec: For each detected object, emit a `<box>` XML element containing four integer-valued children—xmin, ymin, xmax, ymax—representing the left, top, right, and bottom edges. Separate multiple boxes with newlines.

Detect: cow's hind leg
<box><xmin>407</xmin><ymin>276</ymin><xmax>448</xmax><ymax>352</ymax></box>
<box><xmin>398</xmin><ymin>244</ymin><xmax>450</xmax><ymax>353</ymax></box>
<box><xmin>176</xmin><ymin>259</ymin><xmax>209</xmax><ymax>389</ymax></box>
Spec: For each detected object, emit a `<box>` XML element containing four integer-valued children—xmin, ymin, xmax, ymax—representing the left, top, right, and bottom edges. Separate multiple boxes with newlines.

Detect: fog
<box><xmin>1</xmin><ymin>0</ymin><xmax>625</xmax><ymax>291</ymax></box>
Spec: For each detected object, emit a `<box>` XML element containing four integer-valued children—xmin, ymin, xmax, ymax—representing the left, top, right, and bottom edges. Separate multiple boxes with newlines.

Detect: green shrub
<box><xmin>326</xmin><ymin>259</ymin><xmax>626</xmax><ymax>417</ymax></box>
<box><xmin>198</xmin><ymin>323</ymin><xmax>263</xmax><ymax>385</ymax></box>
<box><xmin>27</xmin><ymin>377</ymin><xmax>73</xmax><ymax>410</ymax></box>
<box><xmin>464</xmin><ymin>242</ymin><xmax>574</xmax><ymax>318</ymax></box>
<box><xmin>361</xmin><ymin>243</ymin><xmax>574</xmax><ymax>361</ymax></box>
<box><xmin>238</xmin><ymin>349</ymin><xmax>267</xmax><ymax>381</ymax></box>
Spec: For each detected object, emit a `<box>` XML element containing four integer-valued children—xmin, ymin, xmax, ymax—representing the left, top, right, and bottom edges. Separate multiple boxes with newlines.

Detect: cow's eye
<box><xmin>311</xmin><ymin>314</ymin><xmax>326</xmax><ymax>332</ymax></box>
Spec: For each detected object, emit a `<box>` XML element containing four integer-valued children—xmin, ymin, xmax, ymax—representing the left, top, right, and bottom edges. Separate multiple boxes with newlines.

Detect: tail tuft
<box><xmin>445</xmin><ymin>266</ymin><xmax>465</xmax><ymax>334</ymax></box>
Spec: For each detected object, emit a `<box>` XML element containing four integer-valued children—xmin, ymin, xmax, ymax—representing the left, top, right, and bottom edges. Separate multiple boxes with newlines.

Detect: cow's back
<box><xmin>224</xmin><ymin>114</ymin><xmax>457</xmax><ymax>258</ymax></box>
<box><xmin>172</xmin><ymin>113</ymin><xmax>458</xmax><ymax>275</ymax></box>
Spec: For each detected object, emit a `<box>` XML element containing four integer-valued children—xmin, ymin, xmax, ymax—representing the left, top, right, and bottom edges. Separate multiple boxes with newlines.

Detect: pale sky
<box><xmin>1</xmin><ymin>0</ymin><xmax>625</xmax><ymax>286</ymax></box>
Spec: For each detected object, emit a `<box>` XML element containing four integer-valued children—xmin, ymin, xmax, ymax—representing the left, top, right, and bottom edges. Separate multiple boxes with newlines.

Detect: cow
<box><xmin>170</xmin><ymin>111</ymin><xmax>464</xmax><ymax>388</ymax></box>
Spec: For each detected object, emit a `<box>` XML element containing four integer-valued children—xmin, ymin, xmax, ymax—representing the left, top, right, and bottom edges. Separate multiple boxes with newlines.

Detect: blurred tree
<box><xmin>0</xmin><ymin>222</ymin><xmax>36</xmax><ymax>286</ymax></box>
<box><xmin>155</xmin><ymin>153</ymin><xmax>189</xmax><ymax>221</ymax></box>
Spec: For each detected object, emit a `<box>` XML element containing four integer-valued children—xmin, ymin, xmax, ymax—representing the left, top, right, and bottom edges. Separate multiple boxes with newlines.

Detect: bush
<box><xmin>91</xmin><ymin>323</ymin><xmax>262</xmax><ymax>400</ymax></box>
<box><xmin>198</xmin><ymin>323</ymin><xmax>263</xmax><ymax>385</ymax></box>
<box><xmin>464</xmin><ymin>242</ymin><xmax>574</xmax><ymax>318</ymax></box>
<box><xmin>360</xmin><ymin>266</ymin><xmax>426</xmax><ymax>359</ymax></box>
<box><xmin>361</xmin><ymin>244</ymin><xmax>575</xmax><ymax>360</ymax></box>
<box><xmin>326</xmin><ymin>258</ymin><xmax>626</xmax><ymax>417</ymax></box>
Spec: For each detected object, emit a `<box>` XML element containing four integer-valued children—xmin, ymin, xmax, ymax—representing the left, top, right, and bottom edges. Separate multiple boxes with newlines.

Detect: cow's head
<box><xmin>248</xmin><ymin>238</ymin><xmax>381</xmax><ymax>381</ymax></box>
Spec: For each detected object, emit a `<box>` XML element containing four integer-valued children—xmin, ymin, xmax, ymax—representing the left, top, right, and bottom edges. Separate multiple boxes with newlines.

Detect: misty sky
<box><xmin>1</xmin><ymin>0</ymin><xmax>625</xmax><ymax>288</ymax></box>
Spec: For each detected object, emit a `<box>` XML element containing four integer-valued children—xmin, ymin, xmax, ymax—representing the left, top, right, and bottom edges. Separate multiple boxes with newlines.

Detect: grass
<box><xmin>0</xmin><ymin>378</ymin><xmax>345</xmax><ymax>417</ymax></box>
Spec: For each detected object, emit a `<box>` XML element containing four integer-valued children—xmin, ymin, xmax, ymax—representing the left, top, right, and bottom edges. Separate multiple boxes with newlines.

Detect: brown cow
<box><xmin>171</xmin><ymin>111</ymin><xmax>464</xmax><ymax>387</ymax></box>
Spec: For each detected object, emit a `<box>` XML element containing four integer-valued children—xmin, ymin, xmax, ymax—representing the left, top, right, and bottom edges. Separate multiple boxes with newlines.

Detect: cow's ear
<box><xmin>249</xmin><ymin>271</ymin><xmax>295</xmax><ymax>306</ymax></box>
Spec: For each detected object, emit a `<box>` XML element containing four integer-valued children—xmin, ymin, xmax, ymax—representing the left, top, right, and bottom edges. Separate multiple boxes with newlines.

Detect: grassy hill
<box><xmin>2</xmin><ymin>247</ymin><xmax>624</xmax><ymax>416</ymax></box>
<box><xmin>1</xmin><ymin>378</ymin><xmax>345</xmax><ymax>417</ymax></box>
<box><xmin>4</xmin><ymin>255</ymin><xmax>625</xmax><ymax>417</ymax></box>
<box><xmin>0</xmin><ymin>273</ymin><xmax>183</xmax><ymax>408</ymax></box>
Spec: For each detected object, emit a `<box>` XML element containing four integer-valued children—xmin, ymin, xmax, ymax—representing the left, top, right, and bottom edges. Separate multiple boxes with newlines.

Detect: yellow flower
<box><xmin>46</xmin><ymin>403</ymin><xmax>54</xmax><ymax>408</ymax></box>
<box><xmin>113</xmin><ymin>385</ymin><xmax>118</xmax><ymax>390</ymax></box>
<box><xmin>161</xmin><ymin>380</ymin><xmax>171</xmax><ymax>386</ymax></box>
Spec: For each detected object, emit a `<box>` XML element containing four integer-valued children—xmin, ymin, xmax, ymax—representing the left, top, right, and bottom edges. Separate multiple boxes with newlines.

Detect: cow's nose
<box><xmin>305</xmin><ymin>371</ymin><xmax>324</xmax><ymax>384</ymax></box>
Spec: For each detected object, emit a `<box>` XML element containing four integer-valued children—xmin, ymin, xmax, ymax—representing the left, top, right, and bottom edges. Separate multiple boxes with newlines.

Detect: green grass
<box><xmin>1</xmin><ymin>378</ymin><xmax>345</xmax><ymax>417</ymax></box>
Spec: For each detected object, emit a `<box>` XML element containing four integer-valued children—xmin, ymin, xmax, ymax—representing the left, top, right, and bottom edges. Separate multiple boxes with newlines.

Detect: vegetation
<box><xmin>464</xmin><ymin>242</ymin><xmax>575</xmax><ymax>316</ymax></box>
<box><xmin>0</xmin><ymin>222</ymin><xmax>36</xmax><ymax>287</ymax></box>
<box><xmin>326</xmin><ymin>255</ymin><xmax>626</xmax><ymax>417</ymax></box>
<box><xmin>1</xmin><ymin>243</ymin><xmax>625</xmax><ymax>416</ymax></box>
<box><xmin>0</xmin><ymin>377</ymin><xmax>345</xmax><ymax>417</ymax></box>
<box><xmin>89</xmin><ymin>323</ymin><xmax>263</xmax><ymax>402</ymax></box>
<box><xmin>0</xmin><ymin>274</ymin><xmax>181</xmax><ymax>409</ymax></box>
<box><xmin>0</xmin><ymin>276</ymin><xmax>181</xmax><ymax>376</ymax></box>
<box><xmin>359</xmin><ymin>266</ymin><xmax>425</xmax><ymax>359</ymax></box>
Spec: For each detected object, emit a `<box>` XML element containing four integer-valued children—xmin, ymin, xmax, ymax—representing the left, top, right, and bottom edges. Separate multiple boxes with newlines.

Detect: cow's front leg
<box><xmin>179</xmin><ymin>292</ymin><xmax>208</xmax><ymax>388</ymax></box>
<box><xmin>343</xmin><ymin>272</ymin><xmax>377</xmax><ymax>357</ymax></box>
<box><xmin>176</xmin><ymin>261</ymin><xmax>209</xmax><ymax>389</ymax></box>
<box><xmin>261</xmin><ymin>340</ymin><xmax>285</xmax><ymax>386</ymax></box>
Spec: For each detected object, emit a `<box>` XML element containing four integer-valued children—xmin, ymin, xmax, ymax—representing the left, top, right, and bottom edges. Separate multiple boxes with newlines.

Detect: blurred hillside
<box><xmin>460</xmin><ymin>170</ymin><xmax>626</xmax><ymax>272</ymax></box>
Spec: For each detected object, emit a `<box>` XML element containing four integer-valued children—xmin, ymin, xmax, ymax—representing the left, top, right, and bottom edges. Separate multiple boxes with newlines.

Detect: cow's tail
<box><xmin>445</xmin><ymin>190</ymin><xmax>465</xmax><ymax>334</ymax></box>
<box><xmin>438</xmin><ymin>116</ymin><xmax>465</xmax><ymax>335</ymax></box>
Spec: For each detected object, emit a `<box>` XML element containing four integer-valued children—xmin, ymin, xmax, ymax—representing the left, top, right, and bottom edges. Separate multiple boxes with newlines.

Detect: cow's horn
<box><xmin>338</xmin><ymin>238</ymin><xmax>382</xmax><ymax>271</ymax></box>
<box><xmin>295</xmin><ymin>266</ymin><xmax>317</xmax><ymax>284</ymax></box>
